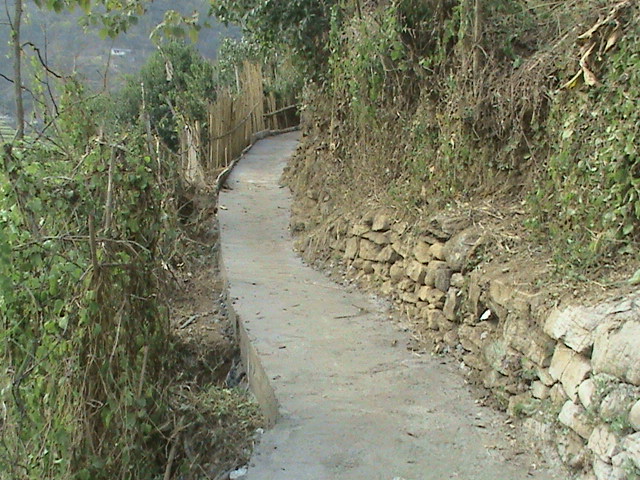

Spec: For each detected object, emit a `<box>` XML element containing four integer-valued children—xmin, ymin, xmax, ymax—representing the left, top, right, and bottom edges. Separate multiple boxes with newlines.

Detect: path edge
<box><xmin>215</xmin><ymin>129</ymin><xmax>298</xmax><ymax>426</ymax></box>
<box><xmin>218</xmin><ymin>252</ymin><xmax>279</xmax><ymax>426</ymax></box>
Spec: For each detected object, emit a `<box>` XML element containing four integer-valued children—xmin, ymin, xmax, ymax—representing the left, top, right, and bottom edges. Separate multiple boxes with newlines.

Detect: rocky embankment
<box><xmin>291</xmin><ymin>205</ymin><xmax>640</xmax><ymax>480</ymax></box>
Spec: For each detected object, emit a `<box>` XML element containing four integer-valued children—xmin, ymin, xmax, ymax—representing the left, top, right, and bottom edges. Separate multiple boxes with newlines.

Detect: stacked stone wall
<box><xmin>297</xmin><ymin>208</ymin><xmax>640</xmax><ymax>480</ymax></box>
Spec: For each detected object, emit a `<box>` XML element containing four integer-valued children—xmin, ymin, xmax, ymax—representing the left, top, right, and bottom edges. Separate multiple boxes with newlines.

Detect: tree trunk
<box><xmin>12</xmin><ymin>0</ymin><xmax>25</xmax><ymax>140</ymax></box>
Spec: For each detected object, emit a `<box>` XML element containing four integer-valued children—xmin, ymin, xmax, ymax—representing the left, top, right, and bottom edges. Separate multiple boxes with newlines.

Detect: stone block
<box><xmin>389</xmin><ymin>262</ymin><xmax>406</xmax><ymax>283</ymax></box>
<box><xmin>434</xmin><ymin>267</ymin><xmax>452</xmax><ymax>293</ymax></box>
<box><xmin>544</xmin><ymin>305</ymin><xmax>604</xmax><ymax>354</ymax></box>
<box><xmin>407</xmin><ymin>261</ymin><xmax>428</xmax><ymax>284</ymax></box>
<box><xmin>417</xmin><ymin>301</ymin><xmax>430</xmax><ymax>310</ymax></box>
<box><xmin>557</xmin><ymin>430</ymin><xmax>589</xmax><ymax>470</ymax></box>
<box><xmin>429</xmin><ymin>242</ymin><xmax>446</xmax><ymax>260</ymax></box>
<box><xmin>377</xmin><ymin>246</ymin><xmax>400</xmax><ymax>263</ymax></box>
<box><xmin>467</xmin><ymin>273</ymin><xmax>484</xmax><ymax>319</ymax></box>
<box><xmin>443</xmin><ymin>330</ymin><xmax>459</xmax><ymax>347</ymax></box>
<box><xmin>600</xmin><ymin>384</ymin><xmax>639</xmax><ymax>421</ymax></box>
<box><xmin>351</xmin><ymin>222</ymin><xmax>370</xmax><ymax>236</ymax></box>
<box><xmin>547</xmin><ymin>294</ymin><xmax>640</xmax><ymax>354</ymax></box>
<box><xmin>549</xmin><ymin>344</ymin><xmax>574</xmax><ymax>381</ymax></box>
<box><xmin>398</xmin><ymin>279</ymin><xmax>415</xmax><ymax>292</ymax></box>
<box><xmin>550</xmin><ymin>383</ymin><xmax>568</xmax><ymax>406</ymax></box>
<box><xmin>361</xmin><ymin>261</ymin><xmax>374</xmax><ymax>274</ymax></box>
<box><xmin>443</xmin><ymin>288</ymin><xmax>461</xmax><ymax>320</ymax></box>
<box><xmin>426</xmin><ymin>309</ymin><xmax>454</xmax><ymax>332</ymax></box>
<box><xmin>362</xmin><ymin>231</ymin><xmax>391</xmax><ymax>245</ymax></box>
<box><xmin>443</xmin><ymin>228</ymin><xmax>484</xmax><ymax>272</ymax></box>
<box><xmin>391</xmin><ymin>241</ymin><xmax>410</xmax><ymax>258</ymax></box>
<box><xmin>417</xmin><ymin>286</ymin><xmax>445</xmax><ymax>308</ymax></box>
<box><xmin>488</xmin><ymin>277</ymin><xmax>538</xmax><ymax>316</ymax></box>
<box><xmin>331</xmin><ymin>237</ymin><xmax>346</xmax><ymax>252</ymax></box>
<box><xmin>523</xmin><ymin>417</ymin><xmax>556</xmax><ymax>445</ymax></box>
<box><xmin>462</xmin><ymin>352</ymin><xmax>485</xmax><ymax>371</ymax></box>
<box><xmin>588</xmin><ymin>425</ymin><xmax>620</xmax><ymax>462</ymax></box>
<box><xmin>531</xmin><ymin>381</ymin><xmax>550</xmax><ymax>400</ymax></box>
<box><xmin>405</xmin><ymin>305</ymin><xmax>420</xmax><ymax>319</ymax></box>
<box><xmin>503</xmin><ymin>315</ymin><xmax>555</xmax><ymax>366</ymax></box>
<box><xmin>593</xmin><ymin>458</ymin><xmax>627</xmax><ymax>480</ymax></box>
<box><xmin>629</xmin><ymin>400</ymin><xmax>640</xmax><ymax>431</ymax></box>
<box><xmin>537</xmin><ymin>366</ymin><xmax>555</xmax><ymax>387</ymax></box>
<box><xmin>549</xmin><ymin>343</ymin><xmax>592</xmax><ymax>402</ymax></box>
<box><xmin>372</xmin><ymin>213</ymin><xmax>392</xmax><ymax>232</ymax></box>
<box><xmin>372</xmin><ymin>262</ymin><xmax>389</xmax><ymax>277</ymax></box>
<box><xmin>450</xmin><ymin>273</ymin><xmax>465</xmax><ymax>288</ymax></box>
<box><xmin>483</xmin><ymin>369</ymin><xmax>510</xmax><ymax>390</ymax></box>
<box><xmin>391</xmin><ymin>221</ymin><xmax>408</xmax><ymax>234</ymax></box>
<box><xmin>578</xmin><ymin>378</ymin><xmax>597</xmax><ymax>410</ymax></box>
<box><xmin>380</xmin><ymin>281</ymin><xmax>394</xmax><ymax>296</ymax></box>
<box><xmin>458</xmin><ymin>323</ymin><xmax>490</xmax><ymax>352</ymax></box>
<box><xmin>414</xmin><ymin>241</ymin><xmax>432</xmax><ymax>264</ymax></box>
<box><xmin>344</xmin><ymin>237</ymin><xmax>359</xmax><ymax>259</ymax></box>
<box><xmin>423</xmin><ymin>212</ymin><xmax>469</xmax><ymax>240</ymax></box>
<box><xmin>401</xmin><ymin>291</ymin><xmax>419</xmax><ymax>304</ymax></box>
<box><xmin>558</xmin><ymin>400</ymin><xmax>594</xmax><ymax>440</ymax></box>
<box><xmin>483</xmin><ymin>340</ymin><xmax>521</xmax><ymax>376</ymax></box>
<box><xmin>621</xmin><ymin>432</ymin><xmax>640</xmax><ymax>469</ymax></box>
<box><xmin>593</xmin><ymin>320</ymin><xmax>640</xmax><ymax>386</ymax></box>
<box><xmin>359</xmin><ymin>239</ymin><xmax>382</xmax><ymax>261</ymax></box>
<box><xmin>426</xmin><ymin>309</ymin><xmax>444</xmax><ymax>330</ymax></box>
<box><xmin>425</xmin><ymin>260</ymin><xmax>448</xmax><ymax>288</ymax></box>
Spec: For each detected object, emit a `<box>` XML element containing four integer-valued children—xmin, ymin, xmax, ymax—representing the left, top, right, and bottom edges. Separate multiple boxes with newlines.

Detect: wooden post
<box><xmin>12</xmin><ymin>0</ymin><xmax>24</xmax><ymax>139</ymax></box>
<box><xmin>473</xmin><ymin>0</ymin><xmax>484</xmax><ymax>95</ymax></box>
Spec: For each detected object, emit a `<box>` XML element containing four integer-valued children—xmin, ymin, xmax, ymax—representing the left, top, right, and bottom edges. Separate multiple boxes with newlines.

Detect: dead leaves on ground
<box><xmin>561</xmin><ymin>0</ymin><xmax>632</xmax><ymax>90</ymax></box>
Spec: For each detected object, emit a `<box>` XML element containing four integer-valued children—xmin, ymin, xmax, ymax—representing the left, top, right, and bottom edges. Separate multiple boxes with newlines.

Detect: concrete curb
<box><xmin>215</xmin><ymin>127</ymin><xmax>299</xmax><ymax>426</ymax></box>
<box><xmin>218</xmin><ymin>252</ymin><xmax>280</xmax><ymax>426</ymax></box>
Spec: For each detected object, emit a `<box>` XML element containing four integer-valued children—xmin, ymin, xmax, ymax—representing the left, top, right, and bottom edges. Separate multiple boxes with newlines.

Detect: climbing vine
<box><xmin>0</xmin><ymin>82</ymin><xmax>176</xmax><ymax>477</ymax></box>
<box><xmin>0</xmin><ymin>37</ymin><xmax>269</xmax><ymax>478</ymax></box>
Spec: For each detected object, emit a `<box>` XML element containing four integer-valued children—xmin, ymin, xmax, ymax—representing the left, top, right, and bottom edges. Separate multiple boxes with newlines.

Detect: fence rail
<box><xmin>179</xmin><ymin>62</ymin><xmax>298</xmax><ymax>189</ymax></box>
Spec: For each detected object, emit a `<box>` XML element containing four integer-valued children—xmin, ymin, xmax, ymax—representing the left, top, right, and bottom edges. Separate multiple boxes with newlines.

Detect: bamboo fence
<box><xmin>178</xmin><ymin>61</ymin><xmax>299</xmax><ymax>189</ymax></box>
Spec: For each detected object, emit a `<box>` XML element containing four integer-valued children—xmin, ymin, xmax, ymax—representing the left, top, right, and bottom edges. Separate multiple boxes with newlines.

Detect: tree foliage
<box><xmin>113</xmin><ymin>41</ymin><xmax>217</xmax><ymax>149</ymax></box>
<box><xmin>1</xmin><ymin>82</ymin><xmax>175</xmax><ymax>478</ymax></box>
<box><xmin>212</xmin><ymin>0</ymin><xmax>337</xmax><ymax>76</ymax></box>
<box><xmin>0</xmin><ymin>25</ymin><xmax>265</xmax><ymax>479</ymax></box>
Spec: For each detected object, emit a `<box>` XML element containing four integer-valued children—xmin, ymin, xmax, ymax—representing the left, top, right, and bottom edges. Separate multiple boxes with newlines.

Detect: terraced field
<box><xmin>0</xmin><ymin>116</ymin><xmax>14</xmax><ymax>141</ymax></box>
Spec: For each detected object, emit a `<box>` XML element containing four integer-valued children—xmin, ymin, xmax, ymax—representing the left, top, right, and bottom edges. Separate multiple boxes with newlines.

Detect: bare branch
<box><xmin>23</xmin><ymin>42</ymin><xmax>64</xmax><ymax>79</ymax></box>
<box><xmin>0</xmin><ymin>71</ymin><xmax>14</xmax><ymax>84</ymax></box>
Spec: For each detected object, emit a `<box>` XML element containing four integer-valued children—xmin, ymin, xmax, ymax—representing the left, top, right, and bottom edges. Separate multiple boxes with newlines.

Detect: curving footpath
<box><xmin>218</xmin><ymin>132</ymin><xmax>561</xmax><ymax>480</ymax></box>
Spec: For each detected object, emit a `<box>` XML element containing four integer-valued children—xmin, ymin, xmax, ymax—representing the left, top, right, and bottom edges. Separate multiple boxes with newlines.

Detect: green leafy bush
<box><xmin>113</xmin><ymin>41</ymin><xmax>217</xmax><ymax>149</ymax></box>
<box><xmin>529</xmin><ymin>9</ymin><xmax>640</xmax><ymax>268</ymax></box>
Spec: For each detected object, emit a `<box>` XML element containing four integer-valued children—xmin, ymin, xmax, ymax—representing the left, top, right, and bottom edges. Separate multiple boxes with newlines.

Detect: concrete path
<box><xmin>218</xmin><ymin>132</ymin><xmax>560</xmax><ymax>480</ymax></box>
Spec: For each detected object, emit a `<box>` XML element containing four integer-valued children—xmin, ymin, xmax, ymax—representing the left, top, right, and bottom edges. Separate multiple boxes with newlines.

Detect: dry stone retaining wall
<box><xmin>298</xmin><ymin>208</ymin><xmax>640</xmax><ymax>480</ymax></box>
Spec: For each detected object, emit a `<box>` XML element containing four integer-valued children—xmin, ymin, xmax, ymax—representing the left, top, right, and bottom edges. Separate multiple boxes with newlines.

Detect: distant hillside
<box><xmin>0</xmin><ymin>115</ymin><xmax>14</xmax><ymax>142</ymax></box>
<box><xmin>0</xmin><ymin>0</ymin><xmax>239</xmax><ymax>117</ymax></box>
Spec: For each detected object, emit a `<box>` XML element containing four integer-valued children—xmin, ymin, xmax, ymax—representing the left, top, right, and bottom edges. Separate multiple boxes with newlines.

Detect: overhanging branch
<box><xmin>23</xmin><ymin>42</ymin><xmax>64</xmax><ymax>79</ymax></box>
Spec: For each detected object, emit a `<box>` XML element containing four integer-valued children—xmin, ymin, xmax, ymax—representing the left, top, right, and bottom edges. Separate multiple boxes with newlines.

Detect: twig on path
<box><xmin>335</xmin><ymin>304</ymin><xmax>372</xmax><ymax>319</ymax></box>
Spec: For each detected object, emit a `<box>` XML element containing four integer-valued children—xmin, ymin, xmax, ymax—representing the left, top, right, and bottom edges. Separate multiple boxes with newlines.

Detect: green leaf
<box><xmin>628</xmin><ymin>268</ymin><xmax>640</xmax><ymax>285</ymax></box>
<box><xmin>189</xmin><ymin>28</ymin><xmax>199</xmax><ymax>44</ymax></box>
